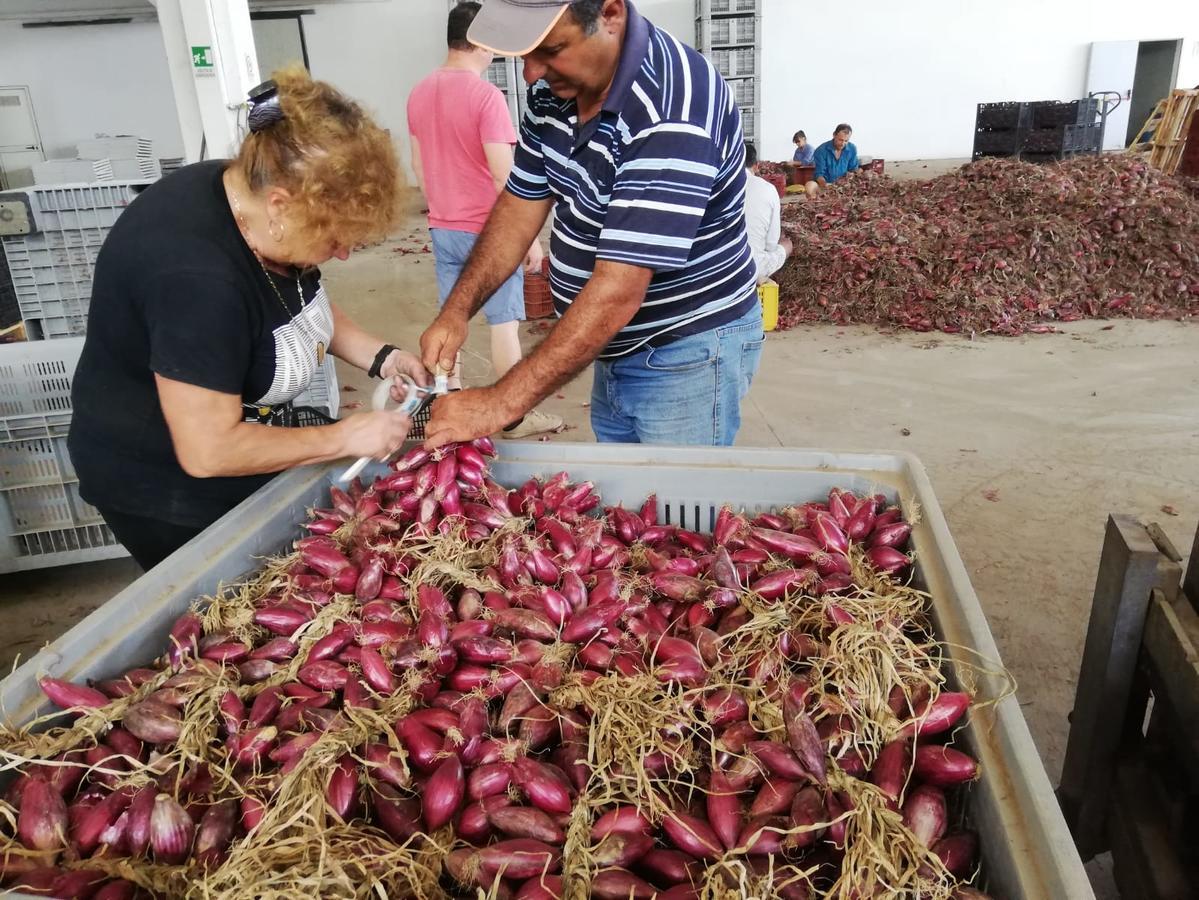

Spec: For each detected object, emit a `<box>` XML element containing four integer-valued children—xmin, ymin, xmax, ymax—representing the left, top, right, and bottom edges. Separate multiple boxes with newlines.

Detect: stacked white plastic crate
<box><xmin>0</xmin><ymin>339</ymin><xmax>125</xmax><ymax>572</ymax></box>
<box><xmin>0</xmin><ymin>185</ymin><xmax>143</xmax><ymax>570</ymax></box>
<box><xmin>696</xmin><ymin>0</ymin><xmax>761</xmax><ymax>146</ymax></box>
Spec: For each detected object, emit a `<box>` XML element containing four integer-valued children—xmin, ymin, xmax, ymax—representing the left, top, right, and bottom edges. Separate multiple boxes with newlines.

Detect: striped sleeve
<box><xmin>506</xmin><ymin>99</ymin><xmax>552</xmax><ymax>201</ymax></box>
<box><xmin>596</xmin><ymin>121</ymin><xmax>720</xmax><ymax>271</ymax></box>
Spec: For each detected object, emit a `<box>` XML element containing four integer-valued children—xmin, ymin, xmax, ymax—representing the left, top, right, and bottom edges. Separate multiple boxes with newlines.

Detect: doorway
<box><xmin>1125</xmin><ymin>40</ymin><xmax>1183</xmax><ymax>146</ymax></box>
<box><xmin>251</xmin><ymin>12</ymin><xmax>310</xmax><ymax>78</ymax></box>
<box><xmin>0</xmin><ymin>86</ymin><xmax>44</xmax><ymax>190</ymax></box>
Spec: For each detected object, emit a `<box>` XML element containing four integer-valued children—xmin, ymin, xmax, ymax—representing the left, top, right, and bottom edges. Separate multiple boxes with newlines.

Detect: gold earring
<box><xmin>268</xmin><ymin>219</ymin><xmax>285</xmax><ymax>242</ymax></box>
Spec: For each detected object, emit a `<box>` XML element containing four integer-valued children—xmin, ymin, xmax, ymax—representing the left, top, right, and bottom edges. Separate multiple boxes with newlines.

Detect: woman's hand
<box><xmin>336</xmin><ymin>409</ymin><xmax>412</xmax><ymax>460</ymax></box>
<box><xmin>380</xmin><ymin>349</ymin><xmax>431</xmax><ymax>403</ymax></box>
<box><xmin>380</xmin><ymin>349</ymin><xmax>430</xmax><ymax>385</ymax></box>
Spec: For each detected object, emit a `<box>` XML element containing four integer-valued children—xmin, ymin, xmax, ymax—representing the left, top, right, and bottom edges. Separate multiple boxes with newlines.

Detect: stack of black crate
<box><xmin>973</xmin><ymin>99</ymin><xmax>1104</xmax><ymax>163</ymax></box>
<box><xmin>1022</xmin><ymin>99</ymin><xmax>1103</xmax><ymax>162</ymax></box>
<box><xmin>973</xmin><ymin>102</ymin><xmax>1030</xmax><ymax>161</ymax></box>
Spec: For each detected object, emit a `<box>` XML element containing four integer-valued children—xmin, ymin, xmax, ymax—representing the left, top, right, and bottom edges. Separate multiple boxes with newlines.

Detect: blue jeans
<box><xmin>430</xmin><ymin>228</ymin><xmax>524</xmax><ymax>325</ymax></box>
<box><xmin>590</xmin><ymin>305</ymin><xmax>764</xmax><ymax>445</ymax></box>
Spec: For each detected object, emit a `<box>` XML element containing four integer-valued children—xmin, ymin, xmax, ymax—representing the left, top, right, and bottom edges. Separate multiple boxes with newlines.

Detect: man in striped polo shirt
<box><xmin>420</xmin><ymin>0</ymin><xmax>763</xmax><ymax>448</ymax></box>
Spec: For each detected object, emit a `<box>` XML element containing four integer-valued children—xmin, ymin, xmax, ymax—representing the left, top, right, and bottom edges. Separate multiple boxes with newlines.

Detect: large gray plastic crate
<box><xmin>0</xmin><ymin>182</ymin><xmax>139</xmax><ymax>338</ymax></box>
<box><xmin>0</xmin><ymin>445</ymin><xmax>1093</xmax><ymax>900</ymax></box>
<box><xmin>709</xmin><ymin>46</ymin><xmax>757</xmax><ymax>77</ymax></box>
<box><xmin>21</xmin><ymin>181</ymin><xmax>143</xmax><ymax>233</ymax></box>
<box><xmin>699</xmin><ymin>14</ymin><xmax>757</xmax><ymax>48</ymax></box>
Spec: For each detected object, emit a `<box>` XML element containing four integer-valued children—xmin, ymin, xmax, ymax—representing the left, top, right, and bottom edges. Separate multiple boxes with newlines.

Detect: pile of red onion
<box><xmin>0</xmin><ymin>440</ymin><xmax>993</xmax><ymax>899</ymax></box>
<box><xmin>777</xmin><ymin>154</ymin><xmax>1198</xmax><ymax>335</ymax></box>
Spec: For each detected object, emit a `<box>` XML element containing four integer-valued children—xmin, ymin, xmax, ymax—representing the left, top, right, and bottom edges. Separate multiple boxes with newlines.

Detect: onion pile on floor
<box><xmin>0</xmin><ymin>441</ymin><xmax>998</xmax><ymax>899</ymax></box>
<box><xmin>777</xmin><ymin>154</ymin><xmax>1198</xmax><ymax>335</ymax></box>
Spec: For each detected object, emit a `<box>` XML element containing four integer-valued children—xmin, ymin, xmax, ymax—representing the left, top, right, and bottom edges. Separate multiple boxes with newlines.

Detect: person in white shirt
<box><xmin>743</xmin><ymin>142</ymin><xmax>792</xmax><ymax>285</ymax></box>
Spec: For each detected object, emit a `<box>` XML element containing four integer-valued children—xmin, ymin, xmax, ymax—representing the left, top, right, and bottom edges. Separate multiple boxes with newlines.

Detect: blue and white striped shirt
<box><xmin>507</xmin><ymin>2</ymin><xmax>757</xmax><ymax>359</ymax></box>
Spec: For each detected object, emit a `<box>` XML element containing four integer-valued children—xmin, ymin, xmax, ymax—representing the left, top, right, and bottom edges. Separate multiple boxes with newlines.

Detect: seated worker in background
<box><xmin>744</xmin><ymin>142</ymin><xmax>792</xmax><ymax>284</ymax></box>
<box><xmin>791</xmin><ymin>130</ymin><xmax>814</xmax><ymax>165</ymax></box>
<box><xmin>810</xmin><ymin>123</ymin><xmax>859</xmax><ymax>194</ymax></box>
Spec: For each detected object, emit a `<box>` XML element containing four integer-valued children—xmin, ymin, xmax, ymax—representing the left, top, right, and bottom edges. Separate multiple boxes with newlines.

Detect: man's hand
<box><xmin>780</xmin><ymin>236</ymin><xmax>794</xmax><ymax>257</ymax></box>
<box><xmin>420</xmin><ymin>311</ymin><xmax>469</xmax><ymax>376</ymax></box>
<box><xmin>422</xmin><ymin>387</ymin><xmax>517</xmax><ymax>450</ymax></box>
<box><xmin>524</xmin><ymin>239</ymin><xmax>545</xmax><ymax>275</ymax></box>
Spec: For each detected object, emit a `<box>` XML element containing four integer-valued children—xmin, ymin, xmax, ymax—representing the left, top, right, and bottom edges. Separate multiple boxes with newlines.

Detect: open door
<box><xmin>1086</xmin><ymin>41</ymin><xmax>1137</xmax><ymax>151</ymax></box>
<box><xmin>1125</xmin><ymin>40</ymin><xmax>1184</xmax><ymax>147</ymax></box>
<box><xmin>0</xmin><ymin>86</ymin><xmax>44</xmax><ymax>190</ymax></box>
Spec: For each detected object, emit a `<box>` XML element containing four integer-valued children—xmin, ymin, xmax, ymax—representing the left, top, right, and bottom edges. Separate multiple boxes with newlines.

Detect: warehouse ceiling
<box><xmin>0</xmin><ymin>0</ymin><xmax>155</xmax><ymax>19</ymax></box>
<box><xmin>0</xmin><ymin>0</ymin><xmax>367</xmax><ymax>23</ymax></box>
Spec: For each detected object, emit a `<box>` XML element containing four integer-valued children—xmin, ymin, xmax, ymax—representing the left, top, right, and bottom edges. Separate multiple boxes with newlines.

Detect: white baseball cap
<box><xmin>468</xmin><ymin>0</ymin><xmax>572</xmax><ymax>56</ymax></box>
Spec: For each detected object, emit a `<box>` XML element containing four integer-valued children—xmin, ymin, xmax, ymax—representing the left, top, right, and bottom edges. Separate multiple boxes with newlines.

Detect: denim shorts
<box><xmin>590</xmin><ymin>303</ymin><xmax>765</xmax><ymax>446</ymax></box>
<box><xmin>430</xmin><ymin>228</ymin><xmax>524</xmax><ymax>326</ymax></box>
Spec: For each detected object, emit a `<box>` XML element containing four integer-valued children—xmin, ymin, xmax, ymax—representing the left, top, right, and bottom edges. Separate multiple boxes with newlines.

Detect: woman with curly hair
<box><xmin>69</xmin><ymin>67</ymin><xmax>428</xmax><ymax>569</ymax></box>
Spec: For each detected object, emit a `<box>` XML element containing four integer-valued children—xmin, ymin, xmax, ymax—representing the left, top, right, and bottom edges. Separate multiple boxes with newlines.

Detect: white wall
<box><xmin>636</xmin><ymin>0</ymin><xmax>696</xmax><ymax>46</ymax></box>
<box><xmin>760</xmin><ymin>0</ymin><xmax>1198</xmax><ymax>162</ymax></box>
<box><xmin>0</xmin><ymin>20</ymin><xmax>184</xmax><ymax>160</ymax></box>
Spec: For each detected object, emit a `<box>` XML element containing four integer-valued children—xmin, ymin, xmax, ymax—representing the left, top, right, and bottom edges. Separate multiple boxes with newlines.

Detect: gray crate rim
<box><xmin>0</xmin><ymin>444</ymin><xmax>1094</xmax><ymax>900</ymax></box>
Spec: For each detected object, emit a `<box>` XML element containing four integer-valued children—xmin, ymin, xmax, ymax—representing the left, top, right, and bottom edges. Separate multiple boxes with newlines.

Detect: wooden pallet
<box><xmin>1143</xmin><ymin>89</ymin><xmax>1198</xmax><ymax>174</ymax></box>
<box><xmin>0</xmin><ymin>321</ymin><xmax>25</xmax><ymax>344</ymax></box>
<box><xmin>1129</xmin><ymin>98</ymin><xmax>1167</xmax><ymax>152</ymax></box>
<box><xmin>1058</xmin><ymin>515</ymin><xmax>1199</xmax><ymax>899</ymax></box>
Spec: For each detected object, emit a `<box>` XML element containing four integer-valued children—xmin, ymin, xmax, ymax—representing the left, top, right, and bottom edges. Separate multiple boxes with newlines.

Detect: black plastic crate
<box><xmin>1066</xmin><ymin>123</ymin><xmax>1103</xmax><ymax>153</ymax></box>
<box><xmin>1022</xmin><ymin>127</ymin><xmax>1071</xmax><ymax>154</ymax></box>
<box><xmin>972</xmin><ymin>149</ymin><xmax>1020</xmax><ymax>162</ymax></box>
<box><xmin>1020</xmin><ymin>151</ymin><xmax>1070</xmax><ymax>165</ymax></box>
<box><xmin>974</xmin><ymin>128</ymin><xmax>1024</xmax><ymax>155</ymax></box>
<box><xmin>976</xmin><ymin>102</ymin><xmax>1030</xmax><ymax>131</ymax></box>
<box><xmin>1031</xmin><ymin>99</ymin><xmax>1099</xmax><ymax>129</ymax></box>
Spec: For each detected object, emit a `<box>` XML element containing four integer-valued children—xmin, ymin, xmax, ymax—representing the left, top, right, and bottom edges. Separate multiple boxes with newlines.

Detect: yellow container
<box><xmin>758</xmin><ymin>279</ymin><xmax>779</xmax><ymax>332</ymax></box>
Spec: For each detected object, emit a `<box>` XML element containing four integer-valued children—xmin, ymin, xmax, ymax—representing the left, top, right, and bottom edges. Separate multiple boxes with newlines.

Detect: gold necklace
<box><xmin>228</xmin><ymin>184</ymin><xmax>326</xmax><ymax>365</ymax></box>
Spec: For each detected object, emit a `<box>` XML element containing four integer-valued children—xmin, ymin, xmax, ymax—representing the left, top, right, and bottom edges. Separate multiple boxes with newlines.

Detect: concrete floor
<box><xmin>1</xmin><ymin>177</ymin><xmax>1192</xmax><ymax>898</ymax></box>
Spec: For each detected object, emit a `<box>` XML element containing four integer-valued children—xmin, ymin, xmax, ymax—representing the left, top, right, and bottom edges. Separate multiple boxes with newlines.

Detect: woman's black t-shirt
<box><xmin>68</xmin><ymin>161</ymin><xmax>334</xmax><ymax>529</ymax></box>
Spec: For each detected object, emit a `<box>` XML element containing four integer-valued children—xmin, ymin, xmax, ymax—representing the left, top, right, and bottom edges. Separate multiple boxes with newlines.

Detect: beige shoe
<box><xmin>502</xmin><ymin>408</ymin><xmax>564</xmax><ymax>439</ymax></box>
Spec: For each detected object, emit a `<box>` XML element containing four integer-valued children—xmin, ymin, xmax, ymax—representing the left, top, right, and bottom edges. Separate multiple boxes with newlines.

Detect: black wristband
<box><xmin>368</xmin><ymin>344</ymin><xmax>398</xmax><ymax>380</ymax></box>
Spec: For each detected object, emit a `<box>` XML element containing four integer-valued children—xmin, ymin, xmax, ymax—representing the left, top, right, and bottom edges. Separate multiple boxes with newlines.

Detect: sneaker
<box><xmin>502</xmin><ymin>408</ymin><xmax>564</xmax><ymax>439</ymax></box>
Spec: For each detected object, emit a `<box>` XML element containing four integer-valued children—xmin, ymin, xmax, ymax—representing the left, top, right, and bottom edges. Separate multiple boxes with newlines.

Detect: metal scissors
<box><xmin>337</xmin><ymin>369</ymin><xmax>448</xmax><ymax>484</ymax></box>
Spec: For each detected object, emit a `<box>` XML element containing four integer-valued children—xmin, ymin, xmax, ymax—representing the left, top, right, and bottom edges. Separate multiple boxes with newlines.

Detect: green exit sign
<box><xmin>191</xmin><ymin>46</ymin><xmax>213</xmax><ymax>69</ymax></box>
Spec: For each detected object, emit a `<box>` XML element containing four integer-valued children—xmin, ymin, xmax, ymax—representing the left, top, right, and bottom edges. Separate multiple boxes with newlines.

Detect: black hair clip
<box><xmin>247</xmin><ymin>79</ymin><xmax>285</xmax><ymax>133</ymax></box>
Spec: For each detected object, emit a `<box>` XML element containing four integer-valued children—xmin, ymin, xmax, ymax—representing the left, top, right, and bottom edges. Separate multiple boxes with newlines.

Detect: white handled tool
<box><xmin>337</xmin><ymin>371</ymin><xmax>447</xmax><ymax>483</ymax></box>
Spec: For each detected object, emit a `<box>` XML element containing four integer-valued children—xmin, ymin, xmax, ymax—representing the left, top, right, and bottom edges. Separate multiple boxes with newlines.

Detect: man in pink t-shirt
<box><xmin>407</xmin><ymin>1</ymin><xmax>560</xmax><ymax>439</ymax></box>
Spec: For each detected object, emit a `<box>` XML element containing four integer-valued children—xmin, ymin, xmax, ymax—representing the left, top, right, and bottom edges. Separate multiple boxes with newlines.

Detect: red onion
<box><xmin>150</xmin><ymin>793</ymin><xmax>195</xmax><ymax>864</ymax></box>
<box><xmin>706</xmin><ymin>770</ymin><xmax>743</xmax><ymax>851</ymax></box>
<box><xmin>902</xmin><ymin>784</ymin><xmax>948</xmax><ymax>847</ymax></box>
<box><xmin>487</xmin><ymin>805</ymin><xmax>565</xmax><ymax>843</ymax></box>
<box><xmin>903</xmin><ymin>691</ymin><xmax>972</xmax><ymax>738</ymax></box>
<box><xmin>591</xmin><ymin>867</ymin><xmax>658</xmax><ymax>899</ymax></box>
<box><xmin>661</xmin><ymin>809</ymin><xmax>723</xmax><ymax>860</ymax></box>
<box><xmin>512</xmin><ymin>757</ymin><xmax>573</xmax><ymax>815</ymax></box>
<box><xmin>477</xmin><ymin>838</ymin><xmax>561</xmax><ymax>880</ymax></box>
<box><xmin>18</xmin><ymin>777</ymin><xmax>67</xmax><ymax>852</ymax></box>
<box><xmin>39</xmin><ymin>677</ymin><xmax>109</xmax><ymax>711</ymax></box>
<box><xmin>914</xmin><ymin>744</ymin><xmax>981</xmax><ymax>785</ymax></box>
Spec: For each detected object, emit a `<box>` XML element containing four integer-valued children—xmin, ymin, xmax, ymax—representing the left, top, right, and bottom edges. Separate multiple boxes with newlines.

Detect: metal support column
<box><xmin>151</xmin><ymin>0</ymin><xmax>260</xmax><ymax>163</ymax></box>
